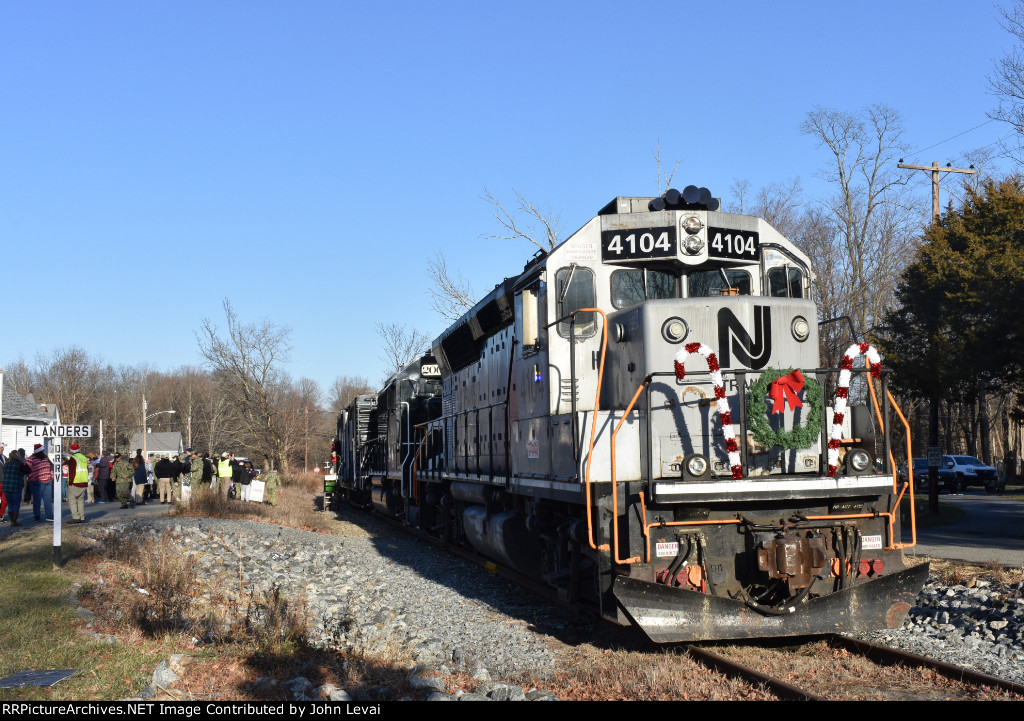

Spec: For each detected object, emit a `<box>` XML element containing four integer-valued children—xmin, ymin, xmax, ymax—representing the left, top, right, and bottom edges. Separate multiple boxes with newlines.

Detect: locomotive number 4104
<box><xmin>601</xmin><ymin>226</ymin><xmax>676</xmax><ymax>260</ymax></box>
<box><xmin>708</xmin><ymin>227</ymin><xmax>760</xmax><ymax>260</ymax></box>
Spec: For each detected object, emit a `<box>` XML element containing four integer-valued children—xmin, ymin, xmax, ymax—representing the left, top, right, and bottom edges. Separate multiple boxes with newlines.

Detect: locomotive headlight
<box><xmin>683</xmin><ymin>453</ymin><xmax>711</xmax><ymax>480</ymax></box>
<box><xmin>662</xmin><ymin>317</ymin><xmax>688</xmax><ymax>343</ymax></box>
<box><xmin>683</xmin><ymin>235</ymin><xmax>704</xmax><ymax>255</ymax></box>
<box><xmin>847</xmin><ymin>449</ymin><xmax>872</xmax><ymax>474</ymax></box>
<box><xmin>682</xmin><ymin>215</ymin><xmax>703</xmax><ymax>234</ymax></box>
<box><xmin>791</xmin><ymin>316</ymin><xmax>810</xmax><ymax>342</ymax></box>
<box><xmin>686</xmin><ymin>455</ymin><xmax>708</xmax><ymax>476</ymax></box>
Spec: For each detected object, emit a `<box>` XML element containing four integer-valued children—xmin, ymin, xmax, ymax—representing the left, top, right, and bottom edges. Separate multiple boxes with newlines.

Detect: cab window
<box><xmin>687</xmin><ymin>270</ymin><xmax>752</xmax><ymax>297</ymax></box>
<box><xmin>556</xmin><ymin>266</ymin><xmax>596</xmax><ymax>338</ymax></box>
<box><xmin>610</xmin><ymin>269</ymin><xmax>676</xmax><ymax>309</ymax></box>
<box><xmin>767</xmin><ymin>267</ymin><xmax>803</xmax><ymax>298</ymax></box>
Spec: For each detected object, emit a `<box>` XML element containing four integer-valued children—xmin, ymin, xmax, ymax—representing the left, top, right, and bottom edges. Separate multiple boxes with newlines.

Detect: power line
<box><xmin>907</xmin><ymin>119</ymin><xmax>996</xmax><ymax>156</ymax></box>
<box><xmin>970</xmin><ymin>131</ymin><xmax>1017</xmax><ymax>152</ymax></box>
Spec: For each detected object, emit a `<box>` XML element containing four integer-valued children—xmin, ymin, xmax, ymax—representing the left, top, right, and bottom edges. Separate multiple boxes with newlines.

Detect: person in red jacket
<box><xmin>26</xmin><ymin>444</ymin><xmax>54</xmax><ymax>522</ymax></box>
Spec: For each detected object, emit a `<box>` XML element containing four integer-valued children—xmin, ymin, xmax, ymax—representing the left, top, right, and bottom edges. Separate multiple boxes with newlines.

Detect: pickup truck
<box><xmin>942</xmin><ymin>455</ymin><xmax>1003</xmax><ymax>493</ymax></box>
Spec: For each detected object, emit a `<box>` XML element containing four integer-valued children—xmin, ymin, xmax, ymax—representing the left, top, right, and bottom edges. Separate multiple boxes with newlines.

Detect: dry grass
<box><xmin>536</xmin><ymin>644</ymin><xmax>776</xmax><ymax>701</ymax></box>
<box><xmin>0</xmin><ymin>530</ymin><xmax>188</xmax><ymax>701</ymax></box>
<box><xmin>78</xmin><ymin>532</ymin><xmax>313</xmax><ymax>655</ymax></box>
<box><xmin>924</xmin><ymin>556</ymin><xmax>1024</xmax><ymax>588</ymax></box>
<box><xmin>3</xmin><ymin>489</ymin><xmax>422</xmax><ymax>701</ymax></box>
<box><xmin>706</xmin><ymin>639</ymin><xmax>1022</xmax><ymax>701</ymax></box>
<box><xmin>175</xmin><ymin>472</ymin><xmax>337</xmax><ymax>533</ymax></box>
<box><xmin>65</xmin><ymin>530</ymin><xmax>423</xmax><ymax>700</ymax></box>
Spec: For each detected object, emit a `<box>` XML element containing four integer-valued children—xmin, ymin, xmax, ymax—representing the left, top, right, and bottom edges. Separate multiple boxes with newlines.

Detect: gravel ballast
<box><xmin>856</xmin><ymin>573</ymin><xmax>1024</xmax><ymax>685</ymax></box>
<box><xmin>86</xmin><ymin>512</ymin><xmax>589</xmax><ymax>700</ymax></box>
<box><xmin>86</xmin><ymin>511</ymin><xmax>1024</xmax><ymax>697</ymax></box>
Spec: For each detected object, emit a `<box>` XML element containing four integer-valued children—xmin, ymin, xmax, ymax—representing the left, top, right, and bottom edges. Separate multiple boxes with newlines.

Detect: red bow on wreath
<box><xmin>768</xmin><ymin>370</ymin><xmax>805</xmax><ymax>414</ymax></box>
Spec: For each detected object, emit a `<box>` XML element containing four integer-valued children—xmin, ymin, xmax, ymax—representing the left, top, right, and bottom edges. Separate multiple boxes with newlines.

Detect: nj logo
<box><xmin>717</xmin><ymin>306</ymin><xmax>772</xmax><ymax>369</ymax></box>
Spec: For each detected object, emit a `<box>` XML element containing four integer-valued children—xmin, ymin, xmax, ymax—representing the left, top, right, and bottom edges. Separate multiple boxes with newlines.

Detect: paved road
<box><xmin>901</xmin><ymin>489</ymin><xmax>1024</xmax><ymax>566</ymax></box>
<box><xmin>0</xmin><ymin>495</ymin><xmax>172</xmax><ymax>542</ymax></box>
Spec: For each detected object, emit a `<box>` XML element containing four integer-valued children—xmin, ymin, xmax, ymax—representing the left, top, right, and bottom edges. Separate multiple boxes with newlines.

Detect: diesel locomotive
<box><xmin>332</xmin><ymin>186</ymin><xmax>927</xmax><ymax>642</ymax></box>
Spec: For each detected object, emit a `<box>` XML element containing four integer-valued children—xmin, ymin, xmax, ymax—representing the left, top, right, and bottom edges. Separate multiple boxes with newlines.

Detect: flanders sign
<box><xmin>26</xmin><ymin>425</ymin><xmax>94</xmax><ymax>570</ymax></box>
<box><xmin>25</xmin><ymin>425</ymin><xmax>93</xmax><ymax>438</ymax></box>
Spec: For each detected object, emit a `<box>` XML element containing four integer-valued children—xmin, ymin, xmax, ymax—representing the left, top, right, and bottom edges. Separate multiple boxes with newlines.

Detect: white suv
<box><xmin>942</xmin><ymin>455</ymin><xmax>1001</xmax><ymax>493</ymax></box>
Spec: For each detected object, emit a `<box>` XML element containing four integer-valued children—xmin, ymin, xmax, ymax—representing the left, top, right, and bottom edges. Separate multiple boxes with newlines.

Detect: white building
<box><xmin>129</xmin><ymin>431</ymin><xmax>184</xmax><ymax>460</ymax></box>
<box><xmin>1</xmin><ymin>374</ymin><xmax>60</xmax><ymax>460</ymax></box>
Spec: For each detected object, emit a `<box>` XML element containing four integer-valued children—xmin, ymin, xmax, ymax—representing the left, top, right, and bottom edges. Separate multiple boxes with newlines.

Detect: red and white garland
<box><xmin>827</xmin><ymin>342</ymin><xmax>882</xmax><ymax>477</ymax></box>
<box><xmin>673</xmin><ymin>342</ymin><xmax>743</xmax><ymax>479</ymax></box>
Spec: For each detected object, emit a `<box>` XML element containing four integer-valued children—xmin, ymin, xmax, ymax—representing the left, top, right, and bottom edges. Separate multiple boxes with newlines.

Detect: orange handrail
<box><xmin>612</xmin><ymin>376</ymin><xmax>749</xmax><ymax>565</ymax></box>
<box><xmin>575</xmin><ymin>308</ymin><xmax>609</xmax><ymax>553</ymax></box>
<box><xmin>803</xmin><ymin>386</ymin><xmax>917</xmax><ymax>552</ymax></box>
<box><xmin>886</xmin><ymin>389</ymin><xmax>917</xmax><ymax>549</ymax></box>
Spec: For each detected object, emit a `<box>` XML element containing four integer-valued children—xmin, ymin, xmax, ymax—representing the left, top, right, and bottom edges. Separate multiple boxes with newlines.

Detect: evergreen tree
<box><xmin>882</xmin><ymin>177</ymin><xmax>1024</xmax><ymax>506</ymax></box>
<box><xmin>885</xmin><ymin>177</ymin><xmax>1024</xmax><ymax>394</ymax></box>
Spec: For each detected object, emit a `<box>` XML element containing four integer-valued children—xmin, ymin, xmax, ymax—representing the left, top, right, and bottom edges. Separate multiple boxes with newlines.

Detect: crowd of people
<box><xmin>1</xmin><ymin>442</ymin><xmax>282</xmax><ymax>527</ymax></box>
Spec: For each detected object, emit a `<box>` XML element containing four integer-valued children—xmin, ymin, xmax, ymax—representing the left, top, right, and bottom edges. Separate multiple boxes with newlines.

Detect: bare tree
<box><xmin>989</xmin><ymin>0</ymin><xmax>1024</xmax><ymax>162</ymax></box>
<box><xmin>109</xmin><ymin>363</ymin><xmax>152</xmax><ymax>454</ymax></box>
<box><xmin>426</xmin><ymin>250</ymin><xmax>475</xmax><ymax>323</ymax></box>
<box><xmin>276</xmin><ymin>376</ymin><xmax>325</xmax><ymax>472</ymax></box>
<box><xmin>197</xmin><ymin>299</ymin><xmax>293</xmax><ymax>471</ymax></box>
<box><xmin>801</xmin><ymin>104</ymin><xmax>916</xmax><ymax>337</ymax></box>
<box><xmin>376</xmin><ymin>322</ymin><xmax>430</xmax><ymax>380</ymax></box>
<box><xmin>729</xmin><ymin>178</ymin><xmax>752</xmax><ymax>214</ymax></box>
<box><xmin>32</xmin><ymin>345</ymin><xmax>106</xmax><ymax>424</ymax></box>
<box><xmin>328</xmin><ymin>374</ymin><xmax>374</xmax><ymax>411</ymax></box>
<box><xmin>790</xmin><ymin>208</ymin><xmax>853</xmax><ymax>366</ymax></box>
<box><xmin>947</xmin><ymin>145</ymin><xmax>999</xmax><ymax>202</ymax></box>
<box><xmin>481</xmin><ymin>188</ymin><xmax>561</xmax><ymax>251</ymax></box>
<box><xmin>427</xmin><ymin>189</ymin><xmax>558</xmax><ymax>324</ymax></box>
<box><xmin>751</xmin><ymin>178</ymin><xmax>805</xmax><ymax>239</ymax></box>
<box><xmin>2</xmin><ymin>356</ymin><xmax>33</xmax><ymax>396</ymax></box>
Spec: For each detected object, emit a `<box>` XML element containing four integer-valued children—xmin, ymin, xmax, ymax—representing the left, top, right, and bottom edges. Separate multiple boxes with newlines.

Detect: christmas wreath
<box><xmin>747</xmin><ymin>368</ymin><xmax>824</xmax><ymax>450</ymax></box>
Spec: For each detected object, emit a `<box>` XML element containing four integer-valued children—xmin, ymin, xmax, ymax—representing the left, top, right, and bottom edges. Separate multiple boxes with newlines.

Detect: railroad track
<box><xmin>829</xmin><ymin>635</ymin><xmax>1024</xmax><ymax>695</ymax></box>
<box><xmin>686</xmin><ymin>634</ymin><xmax>1024</xmax><ymax>701</ymax></box>
<box><xmin>330</xmin><ymin>499</ymin><xmax>1024</xmax><ymax>700</ymax></box>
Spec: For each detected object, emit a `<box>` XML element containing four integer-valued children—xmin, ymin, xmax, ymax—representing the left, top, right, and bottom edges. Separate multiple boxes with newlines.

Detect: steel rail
<box><xmin>829</xmin><ymin>634</ymin><xmax>1024</xmax><ymax>696</ymax></box>
<box><xmin>683</xmin><ymin>644</ymin><xmax>826</xmax><ymax>701</ymax></box>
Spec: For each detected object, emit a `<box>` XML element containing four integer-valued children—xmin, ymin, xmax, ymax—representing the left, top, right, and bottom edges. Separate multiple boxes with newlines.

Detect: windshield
<box><xmin>688</xmin><ymin>269</ymin><xmax>752</xmax><ymax>297</ymax></box>
<box><xmin>954</xmin><ymin>456</ymin><xmax>983</xmax><ymax>465</ymax></box>
<box><xmin>610</xmin><ymin>268</ymin><xmax>676</xmax><ymax>308</ymax></box>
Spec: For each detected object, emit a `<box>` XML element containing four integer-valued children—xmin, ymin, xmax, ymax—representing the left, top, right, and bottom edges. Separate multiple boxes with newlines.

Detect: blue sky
<box><xmin>1</xmin><ymin>1</ymin><xmax>1017</xmax><ymax>395</ymax></box>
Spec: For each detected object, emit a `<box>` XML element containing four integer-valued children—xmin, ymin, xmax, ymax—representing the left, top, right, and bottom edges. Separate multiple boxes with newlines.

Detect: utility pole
<box><xmin>898</xmin><ymin>160</ymin><xmax>977</xmax><ymax>512</ymax></box>
<box><xmin>897</xmin><ymin>160</ymin><xmax>976</xmax><ymax>220</ymax></box>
